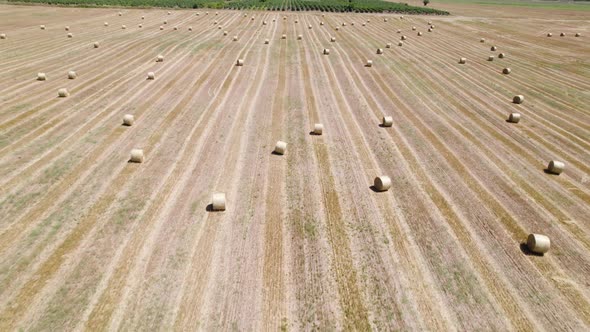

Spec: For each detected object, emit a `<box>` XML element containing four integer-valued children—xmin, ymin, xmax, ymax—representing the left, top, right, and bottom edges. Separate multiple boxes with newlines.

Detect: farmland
<box><xmin>0</xmin><ymin>3</ymin><xmax>589</xmax><ymax>330</ymax></box>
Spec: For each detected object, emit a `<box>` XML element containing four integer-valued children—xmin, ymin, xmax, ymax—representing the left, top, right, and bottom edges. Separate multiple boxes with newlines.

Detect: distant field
<box><xmin>435</xmin><ymin>0</ymin><xmax>590</xmax><ymax>10</ymax></box>
<box><xmin>5</xmin><ymin>0</ymin><xmax>450</xmax><ymax>13</ymax></box>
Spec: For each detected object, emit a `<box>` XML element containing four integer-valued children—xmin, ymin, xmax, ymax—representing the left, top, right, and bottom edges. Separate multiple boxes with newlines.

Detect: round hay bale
<box><xmin>366</xmin><ymin>60</ymin><xmax>373</xmax><ymax>67</ymax></box>
<box><xmin>173</xmin><ymin>26</ymin><xmax>178</xmax><ymax>30</ymax></box>
<box><xmin>274</xmin><ymin>141</ymin><xmax>287</xmax><ymax>155</ymax></box>
<box><xmin>272</xmin><ymin>18</ymin><xmax>276</xmax><ymax>22</ymax></box>
<box><xmin>547</xmin><ymin>32</ymin><xmax>552</xmax><ymax>37</ymax></box>
<box><xmin>167</xmin><ymin>11</ymin><xmax>171</xmax><ymax>15</ymax></box>
<box><xmin>459</xmin><ymin>57</ymin><xmax>466</xmax><ymax>64</ymax></box>
<box><xmin>236</xmin><ymin>59</ymin><xmax>244</xmax><ymax>66</ymax></box>
<box><xmin>37</xmin><ymin>72</ymin><xmax>47</xmax><ymax>81</ymax></box>
<box><xmin>386</xmin><ymin>43</ymin><xmax>392</xmax><ymax>48</ymax></box>
<box><xmin>264</xmin><ymin>39</ymin><xmax>269</xmax><ymax>44</ymax></box>
<box><xmin>251</xmin><ymin>17</ymin><xmax>255</xmax><ymax>21</ymax></box>
<box><xmin>382</xmin><ymin>116</ymin><xmax>393</xmax><ymax>127</ymax></box>
<box><xmin>400</xmin><ymin>15</ymin><xmax>404</xmax><ymax>19</ymax></box>
<box><xmin>130</xmin><ymin>149</ymin><xmax>144</xmax><ymax>163</ymax></box>
<box><xmin>491</xmin><ymin>46</ymin><xmax>497</xmax><ymax>51</ymax></box>
<box><xmin>282</xmin><ymin>34</ymin><xmax>286</xmax><ymax>39</ymax></box>
<box><xmin>164</xmin><ymin>20</ymin><xmax>168</xmax><ymax>24</ymax></box>
<box><xmin>283</xmin><ymin>16</ymin><xmax>287</xmax><ymax>20</ymax></box>
<box><xmin>335</xmin><ymin>27</ymin><xmax>340</xmax><ymax>31</ymax></box>
<box><xmin>94</xmin><ymin>41</ymin><xmax>99</xmax><ymax>48</ymax></box>
<box><xmin>351</xmin><ymin>22</ymin><xmax>355</xmax><ymax>26</ymax></box>
<box><xmin>123</xmin><ymin>114</ymin><xmax>135</xmax><ymax>126</ymax></box>
<box><xmin>401</xmin><ymin>35</ymin><xmax>407</xmax><ymax>40</ymax></box>
<box><xmin>508</xmin><ymin>112</ymin><xmax>520</xmax><ymax>123</ymax></box>
<box><xmin>397</xmin><ymin>29</ymin><xmax>401</xmax><ymax>33</ymax></box>
<box><xmin>323</xmin><ymin>48</ymin><xmax>330</xmax><ymax>55</ymax></box>
<box><xmin>428</xmin><ymin>28</ymin><xmax>432</xmax><ymax>32</ymax></box>
<box><xmin>233</xmin><ymin>36</ymin><xmax>238</xmax><ymax>41</ymax></box>
<box><xmin>104</xmin><ymin>22</ymin><xmax>109</xmax><ymax>26</ymax></box>
<box><xmin>218</xmin><ymin>26</ymin><xmax>222</xmax><ymax>29</ymax></box>
<box><xmin>68</xmin><ymin>70</ymin><xmax>77</xmax><ymax>79</ymax></box>
<box><xmin>342</xmin><ymin>22</ymin><xmax>346</xmax><ymax>26</ymax></box>
<box><xmin>122</xmin><ymin>25</ymin><xmax>127</xmax><ymax>29</ymax></box>
<box><xmin>331</xmin><ymin>36</ymin><xmax>336</xmax><ymax>42</ymax></box>
<box><xmin>147</xmin><ymin>72</ymin><xmax>155</xmax><ymax>80</ymax></box>
<box><xmin>295</xmin><ymin>20</ymin><xmax>299</xmax><ymax>23</ymax></box>
<box><xmin>376</xmin><ymin>48</ymin><xmax>383</xmax><ymax>54</ymax></box>
<box><xmin>156</xmin><ymin>55</ymin><xmax>164</xmax><ymax>62</ymax></box>
<box><xmin>480</xmin><ymin>38</ymin><xmax>485</xmax><ymax>43</ymax></box>
<box><xmin>547</xmin><ymin>160</ymin><xmax>565</xmax><ymax>175</ymax></box>
<box><xmin>40</xmin><ymin>25</ymin><xmax>46</xmax><ymax>30</ymax></box>
<box><xmin>398</xmin><ymin>41</ymin><xmax>403</xmax><ymax>46</ymax></box>
<box><xmin>244</xmin><ymin>13</ymin><xmax>248</xmax><ymax>17</ymax></box>
<box><xmin>215</xmin><ymin>11</ymin><xmax>219</xmax><ymax>15</ymax></box>
<box><xmin>214</xmin><ymin>20</ymin><xmax>218</xmax><ymax>25</ymax></box>
<box><xmin>211</xmin><ymin>193</ymin><xmax>226</xmax><ymax>211</ymax></box>
<box><xmin>513</xmin><ymin>95</ymin><xmax>524</xmax><ymax>104</ymax></box>
<box><xmin>58</xmin><ymin>88</ymin><xmax>69</xmax><ymax>97</ymax></box>
<box><xmin>412</xmin><ymin>26</ymin><xmax>416</xmax><ymax>30</ymax></box>
<box><xmin>322</xmin><ymin>14</ymin><xmax>325</xmax><ymax>17</ymax></box>
<box><xmin>141</xmin><ymin>16</ymin><xmax>145</xmax><ymax>19</ymax></box>
<box><xmin>65</xmin><ymin>26</ymin><xmax>70</xmax><ymax>31</ymax></box>
<box><xmin>1</xmin><ymin>33</ymin><xmax>7</xmax><ymax>39</ymax></box>
<box><xmin>527</xmin><ymin>234</ymin><xmax>550</xmax><ymax>254</ymax></box>
<box><xmin>417</xmin><ymin>32</ymin><xmax>422</xmax><ymax>36</ymax></box>
<box><xmin>498</xmin><ymin>53</ymin><xmax>505</xmax><ymax>58</ymax></box>
<box><xmin>308</xmin><ymin>24</ymin><xmax>312</xmax><ymax>29</ymax></box>
<box><xmin>67</xmin><ymin>33</ymin><xmax>73</xmax><ymax>38</ymax></box>
<box><xmin>430</xmin><ymin>25</ymin><xmax>435</xmax><ymax>29</ymax></box>
<box><xmin>139</xmin><ymin>24</ymin><xmax>143</xmax><ymax>28</ymax></box>
<box><xmin>362</xmin><ymin>23</ymin><xmax>366</xmax><ymax>26</ymax></box>
<box><xmin>560</xmin><ymin>32</ymin><xmax>565</xmax><ymax>36</ymax></box>
<box><xmin>374</xmin><ymin>176</ymin><xmax>392</xmax><ymax>192</ymax></box>
<box><xmin>223</xmin><ymin>31</ymin><xmax>228</xmax><ymax>35</ymax></box>
<box><xmin>488</xmin><ymin>55</ymin><xmax>494</xmax><ymax>61</ymax></box>
<box><xmin>313</xmin><ymin>123</ymin><xmax>324</xmax><ymax>135</ymax></box>
<box><xmin>366</xmin><ymin>19</ymin><xmax>370</xmax><ymax>23</ymax></box>
<box><xmin>118</xmin><ymin>11</ymin><xmax>122</xmax><ymax>16</ymax></box>
<box><xmin>320</xmin><ymin>21</ymin><xmax>324</xmax><ymax>26</ymax></box>
<box><xmin>196</xmin><ymin>12</ymin><xmax>200</xmax><ymax>16</ymax></box>
<box><xmin>575</xmin><ymin>32</ymin><xmax>581</xmax><ymax>37</ymax></box>
<box><xmin>297</xmin><ymin>34</ymin><xmax>302</xmax><ymax>40</ymax></box>
<box><xmin>160</xmin><ymin>26</ymin><xmax>164</xmax><ymax>30</ymax></box>
<box><xmin>428</xmin><ymin>21</ymin><xmax>432</xmax><ymax>25</ymax></box>
<box><xmin>205</xmin><ymin>11</ymin><xmax>209</xmax><ymax>15</ymax></box>
<box><xmin>502</xmin><ymin>67</ymin><xmax>511</xmax><ymax>74</ymax></box>
<box><xmin>384</xmin><ymin>18</ymin><xmax>388</xmax><ymax>22</ymax></box>
<box><xmin>263</xmin><ymin>21</ymin><xmax>267</xmax><ymax>25</ymax></box>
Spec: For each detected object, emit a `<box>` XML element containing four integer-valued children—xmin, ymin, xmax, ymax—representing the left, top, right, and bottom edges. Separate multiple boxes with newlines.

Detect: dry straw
<box><xmin>123</xmin><ymin>114</ymin><xmax>135</xmax><ymax>126</ymax></box>
<box><xmin>313</xmin><ymin>123</ymin><xmax>323</xmax><ymax>135</ymax></box>
<box><xmin>236</xmin><ymin>59</ymin><xmax>244</xmax><ymax>66</ymax></box>
<box><xmin>527</xmin><ymin>234</ymin><xmax>550</xmax><ymax>254</ymax></box>
<box><xmin>323</xmin><ymin>48</ymin><xmax>330</xmax><ymax>55</ymax></box>
<box><xmin>374</xmin><ymin>176</ymin><xmax>392</xmax><ymax>192</ymax></box>
<box><xmin>58</xmin><ymin>88</ymin><xmax>69</xmax><ymax>97</ymax></box>
<box><xmin>104</xmin><ymin>22</ymin><xmax>109</xmax><ymax>26</ymax></box>
<box><xmin>498</xmin><ymin>53</ymin><xmax>505</xmax><ymax>58</ymax></box>
<box><xmin>507</xmin><ymin>112</ymin><xmax>520</xmax><ymax>123</ymax></box>
<box><xmin>459</xmin><ymin>57</ymin><xmax>466</xmax><ymax>64</ymax></box>
<box><xmin>37</xmin><ymin>72</ymin><xmax>47</xmax><ymax>81</ymax></box>
<box><xmin>503</xmin><ymin>67</ymin><xmax>511</xmax><ymax>74</ymax></box>
<box><xmin>366</xmin><ymin>60</ymin><xmax>373</xmax><ymax>67</ymax></box>
<box><xmin>1</xmin><ymin>34</ymin><xmax>6</xmax><ymax>39</ymax></box>
<box><xmin>68</xmin><ymin>70</ymin><xmax>77</xmax><ymax>79</ymax></box>
<box><xmin>130</xmin><ymin>149</ymin><xmax>144</xmax><ymax>163</ymax></box>
<box><xmin>274</xmin><ymin>141</ymin><xmax>287</xmax><ymax>155</ymax></box>
<box><xmin>382</xmin><ymin>116</ymin><xmax>393</xmax><ymax>127</ymax></box>
<box><xmin>67</xmin><ymin>33</ymin><xmax>73</xmax><ymax>38</ymax></box>
<box><xmin>147</xmin><ymin>72</ymin><xmax>155</xmax><ymax>80</ymax></box>
<box><xmin>156</xmin><ymin>55</ymin><xmax>164</xmax><ymax>62</ymax></box>
<box><xmin>377</xmin><ymin>48</ymin><xmax>383</xmax><ymax>54</ymax></box>
<box><xmin>513</xmin><ymin>95</ymin><xmax>524</xmax><ymax>104</ymax></box>
<box><xmin>212</xmin><ymin>193</ymin><xmax>226</xmax><ymax>211</ymax></box>
<box><xmin>547</xmin><ymin>160</ymin><xmax>565</xmax><ymax>175</ymax></box>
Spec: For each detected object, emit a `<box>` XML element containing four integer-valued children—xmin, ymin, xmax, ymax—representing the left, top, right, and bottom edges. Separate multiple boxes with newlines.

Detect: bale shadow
<box><xmin>519</xmin><ymin>243</ymin><xmax>544</xmax><ymax>256</ymax></box>
<box><xmin>378</xmin><ymin>124</ymin><xmax>391</xmax><ymax>128</ymax></box>
<box><xmin>369</xmin><ymin>185</ymin><xmax>381</xmax><ymax>193</ymax></box>
<box><xmin>206</xmin><ymin>204</ymin><xmax>216</xmax><ymax>212</ymax></box>
<box><xmin>271</xmin><ymin>151</ymin><xmax>284</xmax><ymax>156</ymax></box>
<box><xmin>543</xmin><ymin>169</ymin><xmax>558</xmax><ymax>175</ymax></box>
<box><xmin>309</xmin><ymin>131</ymin><xmax>321</xmax><ymax>136</ymax></box>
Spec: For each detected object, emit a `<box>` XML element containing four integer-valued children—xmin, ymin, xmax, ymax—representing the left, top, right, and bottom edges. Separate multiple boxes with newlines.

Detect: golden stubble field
<box><xmin>0</xmin><ymin>2</ymin><xmax>589</xmax><ymax>330</ymax></box>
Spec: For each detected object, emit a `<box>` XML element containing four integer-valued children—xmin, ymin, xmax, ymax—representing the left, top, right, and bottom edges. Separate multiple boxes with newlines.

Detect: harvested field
<box><xmin>0</xmin><ymin>3</ymin><xmax>589</xmax><ymax>331</ymax></box>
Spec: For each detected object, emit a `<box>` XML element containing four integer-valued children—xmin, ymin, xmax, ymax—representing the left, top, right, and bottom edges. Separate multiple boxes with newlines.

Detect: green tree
<box><xmin>423</xmin><ymin>0</ymin><xmax>430</xmax><ymax>5</ymax></box>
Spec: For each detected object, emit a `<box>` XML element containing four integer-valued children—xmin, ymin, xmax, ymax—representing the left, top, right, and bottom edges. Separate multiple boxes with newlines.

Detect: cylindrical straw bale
<box><xmin>480</xmin><ymin>38</ymin><xmax>485</xmax><ymax>42</ymax></box>
<box><xmin>401</xmin><ymin>35</ymin><xmax>407</xmax><ymax>40</ymax></box>
<box><xmin>212</xmin><ymin>193</ymin><xmax>226</xmax><ymax>211</ymax></box>
<box><xmin>264</xmin><ymin>39</ymin><xmax>269</xmax><ymax>44</ymax></box>
<box><xmin>67</xmin><ymin>33</ymin><xmax>73</xmax><ymax>38</ymax></box>
<box><xmin>37</xmin><ymin>72</ymin><xmax>47</xmax><ymax>81</ymax></box>
<box><xmin>366</xmin><ymin>60</ymin><xmax>373</xmax><ymax>67</ymax></box>
<box><xmin>527</xmin><ymin>234</ymin><xmax>550</xmax><ymax>254</ymax></box>
<box><xmin>147</xmin><ymin>72</ymin><xmax>155</xmax><ymax>80</ymax></box>
<box><xmin>331</xmin><ymin>36</ymin><xmax>336</xmax><ymax>42</ymax></box>
<box><xmin>121</xmin><ymin>25</ymin><xmax>126</xmax><ymax>29</ymax></box>
<box><xmin>68</xmin><ymin>70</ymin><xmax>77</xmax><ymax>79</ymax></box>
<box><xmin>376</xmin><ymin>48</ymin><xmax>383</xmax><ymax>54</ymax></box>
<box><xmin>498</xmin><ymin>53</ymin><xmax>505</xmax><ymax>58</ymax></box>
<box><xmin>488</xmin><ymin>55</ymin><xmax>494</xmax><ymax>61</ymax></box>
<box><xmin>323</xmin><ymin>48</ymin><xmax>330</xmax><ymax>55</ymax></box>
<box><xmin>1</xmin><ymin>33</ymin><xmax>6</xmax><ymax>39</ymax></box>
<box><xmin>94</xmin><ymin>41</ymin><xmax>99</xmax><ymax>48</ymax></box>
<box><xmin>123</xmin><ymin>114</ymin><xmax>135</xmax><ymax>126</ymax></box>
<box><xmin>298</xmin><ymin>34</ymin><xmax>302</xmax><ymax>40</ymax></box>
<box><xmin>40</xmin><ymin>25</ymin><xmax>46</xmax><ymax>30</ymax></box>
<box><xmin>459</xmin><ymin>57</ymin><xmax>466</xmax><ymax>64</ymax></box>
<box><xmin>374</xmin><ymin>176</ymin><xmax>392</xmax><ymax>192</ymax></box>
<box><xmin>382</xmin><ymin>116</ymin><xmax>393</xmax><ymax>127</ymax></box>
<box><xmin>547</xmin><ymin>160</ymin><xmax>565</xmax><ymax>175</ymax></box>
<box><xmin>233</xmin><ymin>36</ymin><xmax>238</xmax><ymax>41</ymax></box>
<box><xmin>547</xmin><ymin>32</ymin><xmax>552</xmax><ymax>37</ymax></box>
<box><xmin>282</xmin><ymin>34</ymin><xmax>286</xmax><ymax>39</ymax></box>
<box><xmin>236</xmin><ymin>59</ymin><xmax>244</xmax><ymax>66</ymax></box>
<box><xmin>58</xmin><ymin>88</ymin><xmax>69</xmax><ymax>97</ymax></box>
<box><xmin>130</xmin><ymin>149</ymin><xmax>144</xmax><ymax>163</ymax></box>
<box><xmin>274</xmin><ymin>141</ymin><xmax>287</xmax><ymax>155</ymax></box>
<box><xmin>508</xmin><ymin>112</ymin><xmax>520</xmax><ymax>123</ymax></box>
<box><xmin>503</xmin><ymin>67</ymin><xmax>511</xmax><ymax>74</ymax></box>
<box><xmin>386</xmin><ymin>43</ymin><xmax>391</xmax><ymax>48</ymax></box>
<box><xmin>65</xmin><ymin>26</ymin><xmax>70</xmax><ymax>31</ymax></box>
<box><xmin>313</xmin><ymin>123</ymin><xmax>323</xmax><ymax>135</ymax></box>
<box><xmin>575</xmin><ymin>33</ymin><xmax>581</xmax><ymax>37</ymax></box>
<box><xmin>417</xmin><ymin>32</ymin><xmax>422</xmax><ymax>36</ymax></box>
<box><xmin>513</xmin><ymin>95</ymin><xmax>524</xmax><ymax>104</ymax></box>
<box><xmin>104</xmin><ymin>22</ymin><xmax>109</xmax><ymax>26</ymax></box>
